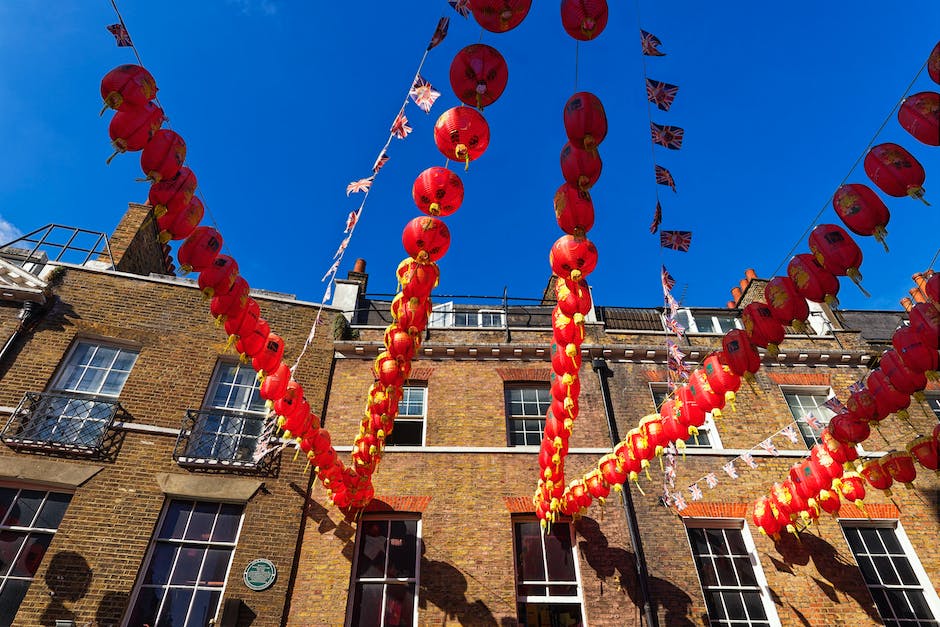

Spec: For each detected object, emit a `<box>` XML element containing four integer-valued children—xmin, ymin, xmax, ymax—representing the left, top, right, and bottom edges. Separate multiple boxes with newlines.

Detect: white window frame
<box><xmin>386</xmin><ymin>385</ymin><xmax>427</xmax><ymax>447</ymax></box>
<box><xmin>512</xmin><ymin>518</ymin><xmax>586</xmax><ymax>625</ymax></box>
<box><xmin>346</xmin><ymin>515</ymin><xmax>422</xmax><ymax>627</ymax></box>
<box><xmin>428</xmin><ymin>302</ymin><xmax>454</xmax><ymax>328</ymax></box>
<box><xmin>506</xmin><ymin>385</ymin><xmax>551</xmax><ymax>447</ymax></box>
<box><xmin>123</xmin><ymin>499</ymin><xmax>245</xmax><ymax>627</ymax></box>
<box><xmin>780</xmin><ymin>386</ymin><xmax>837</xmax><ymax>448</ymax></box>
<box><xmin>672</xmin><ymin>309</ymin><xmax>741</xmax><ymax>335</ymax></box>
<box><xmin>649</xmin><ymin>383</ymin><xmax>723</xmax><ymax>449</ymax></box>
<box><xmin>840</xmin><ymin>520</ymin><xmax>940</xmax><ymax>625</ymax></box>
<box><xmin>51</xmin><ymin>340</ymin><xmax>139</xmax><ymax>399</ymax></box>
<box><xmin>924</xmin><ymin>394</ymin><xmax>940</xmax><ymax>422</ymax></box>
<box><xmin>428</xmin><ymin>302</ymin><xmax>506</xmax><ymax>329</ymax></box>
<box><xmin>684</xmin><ymin>518</ymin><xmax>780</xmax><ymax>627</ymax></box>
<box><xmin>0</xmin><ymin>485</ymin><xmax>72</xmax><ymax>625</ymax></box>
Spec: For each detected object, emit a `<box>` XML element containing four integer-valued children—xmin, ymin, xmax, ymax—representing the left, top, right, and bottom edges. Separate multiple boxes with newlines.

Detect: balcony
<box><xmin>1</xmin><ymin>392</ymin><xmax>126</xmax><ymax>457</ymax></box>
<box><xmin>174</xmin><ymin>409</ymin><xmax>275</xmax><ymax>471</ymax></box>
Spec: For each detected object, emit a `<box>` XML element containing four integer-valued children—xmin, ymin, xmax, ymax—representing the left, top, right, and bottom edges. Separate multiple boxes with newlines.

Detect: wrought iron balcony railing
<box><xmin>174</xmin><ymin>409</ymin><xmax>270</xmax><ymax>468</ymax></box>
<box><xmin>1</xmin><ymin>392</ymin><xmax>125</xmax><ymax>455</ymax></box>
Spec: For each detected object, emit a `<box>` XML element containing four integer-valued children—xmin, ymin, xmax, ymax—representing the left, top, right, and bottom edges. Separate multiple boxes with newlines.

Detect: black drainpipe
<box><xmin>0</xmin><ymin>301</ymin><xmax>43</xmax><ymax>367</ymax></box>
<box><xmin>591</xmin><ymin>357</ymin><xmax>659</xmax><ymax>627</ymax></box>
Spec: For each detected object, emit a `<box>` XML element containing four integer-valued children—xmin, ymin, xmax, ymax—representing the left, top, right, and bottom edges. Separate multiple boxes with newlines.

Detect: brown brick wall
<box><xmin>0</xmin><ymin>264</ymin><xmax>336</xmax><ymax>626</ymax></box>
<box><xmin>106</xmin><ymin>202</ymin><xmax>174</xmax><ymax>276</ymax></box>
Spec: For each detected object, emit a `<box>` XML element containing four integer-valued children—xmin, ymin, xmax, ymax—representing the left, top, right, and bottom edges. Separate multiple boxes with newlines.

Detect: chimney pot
<box><xmin>745</xmin><ymin>268</ymin><xmax>758</xmax><ymax>281</ymax></box>
<box><xmin>909</xmin><ymin>288</ymin><xmax>926</xmax><ymax>303</ymax></box>
<box><xmin>731</xmin><ymin>287</ymin><xmax>743</xmax><ymax>300</ymax></box>
<box><xmin>739</xmin><ymin>278</ymin><xmax>749</xmax><ymax>291</ymax></box>
<box><xmin>726</xmin><ymin>300</ymin><xmax>736</xmax><ymax>309</ymax></box>
<box><xmin>900</xmin><ymin>297</ymin><xmax>914</xmax><ymax>311</ymax></box>
<box><xmin>353</xmin><ymin>258</ymin><xmax>366</xmax><ymax>274</ymax></box>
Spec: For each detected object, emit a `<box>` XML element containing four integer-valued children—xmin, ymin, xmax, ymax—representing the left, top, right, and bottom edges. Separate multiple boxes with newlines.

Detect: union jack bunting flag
<box><xmin>106</xmin><ymin>23</ymin><xmax>133</xmax><ymax>47</ymax></box>
<box><xmin>390</xmin><ymin>112</ymin><xmax>412</xmax><ymax>139</ymax></box>
<box><xmin>372</xmin><ymin>150</ymin><xmax>389</xmax><ymax>174</ymax></box>
<box><xmin>333</xmin><ymin>236</ymin><xmax>350</xmax><ymax>259</ymax></box>
<box><xmin>448</xmin><ymin>0</ymin><xmax>471</xmax><ymax>17</ymax></box>
<box><xmin>410</xmin><ymin>75</ymin><xmax>441</xmax><ymax>113</ymax></box>
<box><xmin>664</xmin><ymin>315</ymin><xmax>685</xmax><ymax>336</ymax></box>
<box><xmin>781</xmin><ymin>425</ymin><xmax>799</xmax><ymax>444</ymax></box>
<box><xmin>651</xmin><ymin>123</ymin><xmax>685</xmax><ymax>150</ymax></box>
<box><xmin>655</xmin><ymin>165</ymin><xmax>676</xmax><ymax>192</ymax></box>
<box><xmin>650</xmin><ymin>200</ymin><xmax>663</xmax><ymax>234</ymax></box>
<box><xmin>660</xmin><ymin>230</ymin><xmax>692</xmax><ymax>252</ymax></box>
<box><xmin>805</xmin><ymin>411</ymin><xmax>822</xmax><ymax>431</ymax></box>
<box><xmin>666</xmin><ymin>340</ymin><xmax>685</xmax><ymax>362</ymax></box>
<box><xmin>665</xmin><ymin>292</ymin><xmax>679</xmax><ymax>317</ymax></box>
<box><xmin>428</xmin><ymin>16</ymin><xmax>450</xmax><ymax>50</ymax></box>
<box><xmin>649</xmin><ymin>200</ymin><xmax>662</xmax><ymax>234</ymax></box>
<box><xmin>646</xmin><ymin>79</ymin><xmax>679</xmax><ymax>111</ymax></box>
<box><xmin>823</xmin><ymin>397</ymin><xmax>846</xmax><ymax>414</ymax></box>
<box><xmin>345</xmin><ymin>210</ymin><xmax>359</xmax><ymax>233</ymax></box>
<box><xmin>322</xmin><ymin>280</ymin><xmax>333</xmax><ymax>302</ymax></box>
<box><xmin>672</xmin><ymin>493</ymin><xmax>688</xmax><ymax>510</ymax></box>
<box><xmin>321</xmin><ymin>258</ymin><xmax>340</xmax><ymax>282</ymax></box>
<box><xmin>689</xmin><ymin>483</ymin><xmax>703</xmax><ymax>501</ymax></box>
<box><xmin>723</xmin><ymin>460</ymin><xmax>739</xmax><ymax>479</ymax></box>
<box><xmin>705</xmin><ymin>473</ymin><xmax>719</xmax><ymax>489</ymax></box>
<box><xmin>346</xmin><ymin>177</ymin><xmax>373</xmax><ymax>196</ymax></box>
<box><xmin>640</xmin><ymin>29</ymin><xmax>666</xmax><ymax>56</ymax></box>
<box><xmin>661</xmin><ymin>265</ymin><xmax>676</xmax><ymax>292</ymax></box>
<box><xmin>741</xmin><ymin>452</ymin><xmax>759</xmax><ymax>469</ymax></box>
<box><xmin>759</xmin><ymin>439</ymin><xmax>780</xmax><ymax>456</ymax></box>
<box><xmin>848</xmin><ymin>380</ymin><xmax>866</xmax><ymax>395</ymax></box>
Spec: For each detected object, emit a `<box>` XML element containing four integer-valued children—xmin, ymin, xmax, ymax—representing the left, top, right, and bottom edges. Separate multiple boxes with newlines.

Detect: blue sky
<box><xmin>1</xmin><ymin>1</ymin><xmax>938</xmax><ymax>311</ymax></box>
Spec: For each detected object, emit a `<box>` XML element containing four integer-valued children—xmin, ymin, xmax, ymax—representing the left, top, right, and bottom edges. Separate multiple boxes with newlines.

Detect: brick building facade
<box><xmin>288</xmin><ymin>265</ymin><xmax>940</xmax><ymax>626</ymax></box>
<box><xmin>0</xmin><ymin>205</ymin><xmax>337</xmax><ymax>626</ymax></box>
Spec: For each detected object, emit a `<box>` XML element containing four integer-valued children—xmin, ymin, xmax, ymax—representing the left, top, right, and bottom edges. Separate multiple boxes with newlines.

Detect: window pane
<box><xmin>885</xmin><ymin>589</ymin><xmax>916</xmax><ymax>620</ymax></box>
<box><xmin>705</xmin><ymin>529</ymin><xmax>727</xmax><ymax>555</ymax></box>
<box><xmin>211</xmin><ymin>504</ymin><xmax>242</xmax><ymax>543</ymax></box>
<box><xmin>0</xmin><ymin>579</ymin><xmax>30</xmax><ymax>626</ymax></box>
<box><xmin>357</xmin><ymin>520</ymin><xmax>389</xmax><ymax>578</ymax></box>
<box><xmin>734</xmin><ymin>557</ymin><xmax>758</xmax><ymax>586</ymax></box>
<box><xmin>34</xmin><ymin>493</ymin><xmax>70</xmax><ymax>530</ymax></box>
<box><xmin>385</xmin><ymin>582</ymin><xmax>414</xmax><ymax>627</ymax></box>
<box><xmin>170</xmin><ymin>546</ymin><xmax>206</xmax><ymax>585</ymax></box>
<box><xmin>199</xmin><ymin>548</ymin><xmax>232</xmax><ymax>586</ymax></box>
<box><xmin>689</xmin><ymin>528</ymin><xmax>708</xmax><ymax>556</ymax></box>
<box><xmin>157</xmin><ymin>587</ymin><xmax>193</xmax><ymax>627</ymax></box>
<box><xmin>706</xmin><ymin>591</ymin><xmax>728</xmax><ymax>620</ymax></box>
<box><xmin>514</xmin><ymin>522</ymin><xmax>545</xmax><ymax>582</ymax></box>
<box><xmin>350</xmin><ymin>583</ymin><xmax>384</xmax><ymax>627</ymax></box>
<box><xmin>386</xmin><ymin>420</ymin><xmax>422</xmax><ymax>447</ymax></box>
<box><xmin>184</xmin><ymin>502</ymin><xmax>218</xmax><ymax>541</ymax></box>
<box><xmin>0</xmin><ymin>532</ymin><xmax>26</xmax><ymax>577</ymax></box>
<box><xmin>188</xmin><ymin>590</ymin><xmax>221</xmax><ymax>627</ymax></box>
<box><xmin>11</xmin><ymin>533</ymin><xmax>51</xmax><ymax>577</ymax></box>
<box><xmin>518</xmin><ymin>603</ymin><xmax>584</xmax><ymax>627</ymax></box>
<box><xmin>544</xmin><ymin>525</ymin><xmax>576</xmax><ymax>582</ymax></box>
<box><xmin>144</xmin><ymin>544</ymin><xmax>176</xmax><ymax>586</ymax></box>
<box><xmin>160</xmin><ymin>501</ymin><xmax>190</xmax><ymax>540</ymax></box>
<box><xmin>878</xmin><ymin>527</ymin><xmax>903</xmax><ymax>554</ymax></box>
<box><xmin>129</xmin><ymin>586</ymin><xmax>160</xmax><ymax>627</ymax></box>
<box><xmin>387</xmin><ymin>521</ymin><xmax>417</xmax><ymax>579</ymax></box>
<box><xmin>11</xmin><ymin>491</ymin><xmax>44</xmax><ymax>528</ymax></box>
<box><xmin>874</xmin><ymin>556</ymin><xmax>900</xmax><ymax>585</ymax></box>
<box><xmin>742</xmin><ymin>591</ymin><xmax>769</xmax><ymax>619</ymax></box>
<box><xmin>0</xmin><ymin>490</ymin><xmax>17</xmax><ymax>526</ymax></box>
<box><xmin>714</xmin><ymin>557</ymin><xmax>736</xmax><ymax>586</ymax></box>
<box><xmin>893</xmin><ymin>556</ymin><xmax>919</xmax><ymax>585</ymax></box>
<box><xmin>723</xmin><ymin>591</ymin><xmax>746</xmax><ymax>620</ymax></box>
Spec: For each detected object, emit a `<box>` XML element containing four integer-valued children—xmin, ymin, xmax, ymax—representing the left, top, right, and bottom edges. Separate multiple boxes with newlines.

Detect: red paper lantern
<box><xmin>402</xmin><ymin>216</ymin><xmax>451</xmax><ymax>263</ymax></box>
<box><xmin>639</xmin><ymin>413</ymin><xmax>667</xmax><ymax>455</ymax></box>
<box><xmin>675</xmin><ymin>386</ymin><xmax>706</xmax><ymax>430</ymax></box>
<box><xmin>741</xmin><ymin>303</ymin><xmax>785</xmax><ymax>355</ymax></box>
<box><xmin>552</xmin><ymin>306</ymin><xmax>585</xmax><ymax>347</ymax></box>
<box><xmin>860</xmin><ymin>459</ymin><xmax>893</xmax><ymax>493</ymax></box>
<box><xmin>100</xmin><ymin>64</ymin><xmax>158</xmax><ymax>112</ymax></box>
<box><xmin>847</xmin><ymin>388</ymin><xmax>880</xmax><ymax>424</ymax></box>
<box><xmin>865</xmin><ymin>369</ymin><xmax>910</xmax><ymax>418</ymax></box>
<box><xmin>560</xmin><ymin>143</ymin><xmax>603</xmax><ymax>192</ymax></box>
<box><xmin>236</xmin><ymin>319</ymin><xmax>269</xmax><ymax>358</ymax></box>
<box><xmin>838</xmin><ymin>472</ymin><xmax>867</xmax><ymax>508</ymax></box>
<box><xmin>882</xmin><ymin>451</ymin><xmax>917</xmax><ymax>486</ymax></box>
<box><xmin>223</xmin><ymin>298</ymin><xmax>260</xmax><ymax>339</ymax></box>
<box><xmin>141</xmin><ymin>129</ymin><xmax>186</xmax><ymax>183</ymax></box>
<box><xmin>752</xmin><ymin>496</ymin><xmax>783</xmax><ymax>537</ymax></box>
<box><xmin>908</xmin><ymin>435</ymin><xmax>939</xmax><ymax>471</ymax></box>
<box><xmin>384</xmin><ymin>324</ymin><xmax>417</xmax><ymax>363</ymax></box>
<box><xmin>373</xmin><ymin>351</ymin><xmax>409</xmax><ymax>388</ymax></box>
<box><xmin>434</xmin><ymin>106</ymin><xmax>490</xmax><ymax>167</ymax></box>
<box><xmin>197</xmin><ymin>254</ymin><xmax>239</xmax><ymax>299</ymax></box>
<box><xmin>925</xmin><ymin>272</ymin><xmax>939</xmax><ymax>305</ymax></box>
<box><xmin>879</xmin><ymin>349</ymin><xmax>928</xmax><ymax>398</ymax></box>
<box><xmin>397</xmin><ymin>259</ymin><xmax>439</xmax><ymax>300</ymax></box>
<box><xmin>275</xmin><ymin>380</ymin><xmax>306</xmax><ymax>422</ymax></box>
<box><xmin>556</xmin><ymin>277</ymin><xmax>592</xmax><ymax>317</ymax></box>
<box><xmin>157</xmin><ymin>196</ymin><xmax>204</xmax><ymax>243</ymax></box>
<box><xmin>553</xmin><ymin>182</ymin><xmax>595</xmax><ymax>235</ymax></box>
<box><xmin>892</xmin><ymin>324</ymin><xmax>939</xmax><ymax>374</ymax></box>
<box><xmin>391</xmin><ymin>294</ymin><xmax>431</xmax><ymax>336</ymax></box>
<box><xmin>471</xmin><ymin>0</ymin><xmax>532</xmax><ymax>32</ymax></box>
<box><xmin>450</xmin><ymin>44</ymin><xmax>508</xmax><ymax>109</ymax></box>
<box><xmin>614</xmin><ymin>440</ymin><xmax>641</xmax><ymax>481</ymax></box>
<box><xmin>816</xmin><ymin>489</ymin><xmax>841</xmax><ymax>515</ymax></box>
<box><xmin>828</xmin><ymin>413</ymin><xmax>870</xmax><ymax>445</ymax></box>
<box><xmin>259</xmin><ymin>362</ymin><xmax>290</xmax><ymax>402</ymax></box>
<box><xmin>177</xmin><ymin>226</ymin><xmax>222</xmax><ymax>273</ymax></box>
<box><xmin>688</xmin><ymin>368</ymin><xmax>723</xmax><ymax>413</ymax></box>
<box><xmin>810</xmin><ymin>444</ymin><xmax>843</xmax><ymax>482</ymax></box>
<box><xmin>763</xmin><ymin>276</ymin><xmax>810</xmax><ymax>332</ymax></box>
<box><xmin>560</xmin><ymin>0</ymin><xmax>609</xmax><ymax>40</ymax></box>
<box><xmin>551</xmin><ymin>371</ymin><xmax>580</xmax><ymax>405</ymax></box>
<box><xmin>897</xmin><ymin>91</ymin><xmax>939</xmax><ymax>146</ymax></box>
<box><xmin>551</xmin><ymin>341</ymin><xmax>582</xmax><ymax>376</ymax></box>
<box><xmin>108</xmin><ymin>102</ymin><xmax>164</xmax><ymax>154</ymax></box>
<box><xmin>283</xmin><ymin>402</ymin><xmax>314</xmax><ymax>441</ymax></box>
<box><xmin>721</xmin><ymin>329</ymin><xmax>761</xmax><ymax>378</ymax></box>
<box><xmin>930</xmin><ymin>41</ymin><xmax>940</xmax><ymax>84</ymax></box>
<box><xmin>148</xmin><ymin>167</ymin><xmax>197</xmax><ymax>218</ymax></box>
<box><xmin>564</xmin><ymin>92</ymin><xmax>607</xmax><ymax>151</ymax></box>
<box><xmin>660</xmin><ymin>401</ymin><xmax>690</xmax><ymax>445</ymax></box>
<box><xmin>252</xmin><ymin>333</ymin><xmax>285</xmax><ymax>375</ymax></box>
<box><xmin>808</xmin><ymin>224</ymin><xmax>865</xmax><ymax>291</ymax></box>
<box><xmin>211</xmin><ymin>277</ymin><xmax>250</xmax><ymax>320</ymax></box>
<box><xmin>585</xmin><ymin>469</ymin><xmax>611</xmax><ymax>501</ymax></box>
<box><xmin>821</xmin><ymin>428</ymin><xmax>859</xmax><ymax>466</ymax></box>
<box><xmin>412</xmin><ymin>167</ymin><xmax>463</xmax><ymax>217</ymax></box>
<box><xmin>550</xmin><ymin>234</ymin><xmax>598</xmax><ymax>282</ymax></box>
<box><xmin>908</xmin><ymin>302</ymin><xmax>940</xmax><ymax>344</ymax></box>
<box><xmin>767</xmin><ymin>487</ymin><xmax>795</xmax><ymax>533</ymax></box>
<box><xmin>627</xmin><ymin>428</ymin><xmax>654</xmax><ymax>466</ymax></box>
<box><xmin>787</xmin><ymin>253</ymin><xmax>840</xmax><ymax>307</ymax></box>
<box><xmin>599</xmin><ymin>452</ymin><xmax>627</xmax><ymax>488</ymax></box>
<box><xmin>789</xmin><ymin>460</ymin><xmax>824</xmax><ymax>502</ymax></box>
<box><xmin>863</xmin><ymin>143</ymin><xmax>928</xmax><ymax>203</ymax></box>
<box><xmin>831</xmin><ymin>183</ymin><xmax>890</xmax><ymax>250</ymax></box>
<box><xmin>703</xmin><ymin>353</ymin><xmax>741</xmax><ymax>404</ymax></box>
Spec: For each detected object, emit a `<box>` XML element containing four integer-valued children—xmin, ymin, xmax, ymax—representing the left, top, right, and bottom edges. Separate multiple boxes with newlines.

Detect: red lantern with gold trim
<box><xmin>554</xmin><ymin>182</ymin><xmax>595</xmax><ymax>235</ymax></box>
<box><xmin>787</xmin><ymin>253</ymin><xmax>840</xmax><ymax>307</ymax></box>
<box><xmin>108</xmin><ymin>102</ymin><xmax>164</xmax><ymax>155</ymax></box>
<box><xmin>864</xmin><ymin>142</ymin><xmax>928</xmax><ymax>203</ymax></box>
<box><xmin>639</xmin><ymin>413</ymin><xmax>667</xmax><ymax>456</ymax></box>
<box><xmin>391</xmin><ymin>294</ymin><xmax>431</xmax><ymax>336</ymax></box>
<box><xmin>434</xmin><ymin>106</ymin><xmax>490</xmax><ymax>167</ymax></box>
<box><xmin>252</xmin><ymin>333</ymin><xmax>285</xmax><ymax>375</ymax></box>
<box><xmin>676</xmin><ymin>385</ymin><xmax>706</xmax><ymax>430</ymax></box>
<box><xmin>585</xmin><ymin>469</ymin><xmax>610</xmax><ymax>501</ymax></box>
<box><xmin>599</xmin><ymin>452</ymin><xmax>627</xmax><ymax>489</ymax></box>
<box><xmin>763</xmin><ymin>276</ymin><xmax>811</xmax><ymax>332</ymax></box>
<box><xmin>897</xmin><ymin>92</ymin><xmax>939</xmax><ymax>146</ymax></box>
<box><xmin>237</xmin><ymin>318</ymin><xmax>270</xmax><ymax>359</ymax></box>
<box><xmin>148</xmin><ymin>167</ymin><xmax>197</xmax><ymax>218</ymax></box>
<box><xmin>838</xmin><ymin>471</ymin><xmax>867</xmax><ymax>508</ymax></box>
<box><xmin>550</xmin><ymin>234</ymin><xmax>598</xmax><ymax>282</ymax></box>
<box><xmin>157</xmin><ymin>196</ymin><xmax>204</xmax><ymax>243</ymax></box>
<box><xmin>176</xmin><ymin>226</ymin><xmax>222</xmax><ymax>274</ymax></box>
<box><xmin>866</xmin><ymin>369</ymin><xmax>910</xmax><ymax>418</ymax></box>
<box><xmin>397</xmin><ymin>260</ymin><xmax>439</xmax><ymax>300</ymax></box>
<box><xmin>810</xmin><ymin>443</ymin><xmax>843</xmax><ymax>483</ymax></box>
<box><xmin>925</xmin><ymin>272</ymin><xmax>939</xmax><ymax>305</ymax></box>
<box><xmin>688</xmin><ymin>368</ymin><xmax>723</xmax><ymax>413</ymax></box>
<box><xmin>808</xmin><ymin>224</ymin><xmax>866</xmax><ymax>290</ymax></box>
<box><xmin>385</xmin><ymin>324</ymin><xmax>417</xmax><ymax>363</ymax></box>
<box><xmin>564</xmin><ymin>92</ymin><xmax>607</xmax><ymax>151</ymax></box>
<box><xmin>908</xmin><ymin>435</ymin><xmax>939</xmax><ymax>471</ymax></box>
<box><xmin>556</xmin><ymin>277</ymin><xmax>592</xmax><ymax>317</ymax></box>
<box><xmin>892</xmin><ymin>324</ymin><xmax>939</xmax><ymax>374</ymax></box>
<box><xmin>551</xmin><ymin>341</ymin><xmax>582</xmax><ymax>376</ymax></box>
<box><xmin>828</xmin><ymin>413</ymin><xmax>870</xmax><ymax>445</ymax></box>
<box><xmin>471</xmin><ymin>0</ymin><xmax>532</xmax><ymax>32</ymax></box>
<box><xmin>752</xmin><ymin>496</ymin><xmax>783</xmax><ymax>537</ymax></box>
<box><xmin>560</xmin><ymin>0</ymin><xmax>609</xmax><ymax>40</ymax></box>
<box><xmin>660</xmin><ymin>400</ymin><xmax>690</xmax><ymax>446</ymax></box>
<box><xmin>821</xmin><ymin>428</ymin><xmax>859</xmax><ymax>466</ymax></box>
<box><xmin>197</xmin><ymin>254</ymin><xmax>239</xmax><ymax>299</ymax></box>
<box><xmin>879</xmin><ymin>349</ymin><xmax>928</xmax><ymax>398</ymax></box>
<box><xmin>860</xmin><ymin>459</ymin><xmax>893</xmax><ymax>493</ymax></box>
<box><xmin>930</xmin><ymin>41</ymin><xmax>940</xmax><ymax>84</ymax></box>
<box><xmin>908</xmin><ymin>302</ymin><xmax>940</xmax><ymax>344</ymax></box>
<box><xmin>211</xmin><ymin>276</ymin><xmax>250</xmax><ymax>320</ymax></box>
<box><xmin>551</xmin><ymin>371</ymin><xmax>580</xmax><ymax>406</ymax></box>
<box><xmin>552</xmin><ymin>306</ymin><xmax>584</xmax><ymax>347</ymax></box>
<box><xmin>741</xmin><ymin>302</ymin><xmax>785</xmax><ymax>355</ymax></box>
<box><xmin>817</xmin><ymin>489</ymin><xmax>841</xmax><ymax>515</ymax></box>
<box><xmin>140</xmin><ymin>129</ymin><xmax>186</xmax><ymax>183</ymax></box>
<box><xmin>560</xmin><ymin>143</ymin><xmax>603</xmax><ymax>192</ymax></box>
<box><xmin>374</xmin><ymin>351</ymin><xmax>409</xmax><ymax>388</ymax></box>
<box><xmin>100</xmin><ymin>64</ymin><xmax>158</xmax><ymax>112</ymax></box>
<box><xmin>223</xmin><ymin>297</ymin><xmax>260</xmax><ymax>339</ymax></box>
<box><xmin>789</xmin><ymin>460</ymin><xmax>824</xmax><ymax>502</ymax></box>
<box><xmin>831</xmin><ymin>183</ymin><xmax>890</xmax><ymax>251</ymax></box>
<box><xmin>402</xmin><ymin>216</ymin><xmax>451</xmax><ymax>263</ymax></box>
<box><xmin>703</xmin><ymin>353</ymin><xmax>741</xmax><ymax>407</ymax></box>
<box><xmin>450</xmin><ymin>44</ymin><xmax>508</xmax><ymax>109</ymax></box>
<box><xmin>847</xmin><ymin>388</ymin><xmax>880</xmax><ymax>424</ymax></box>
<box><xmin>882</xmin><ymin>451</ymin><xmax>917</xmax><ymax>487</ymax></box>
<box><xmin>259</xmin><ymin>362</ymin><xmax>290</xmax><ymax>402</ymax></box>
<box><xmin>721</xmin><ymin>329</ymin><xmax>760</xmax><ymax>379</ymax></box>
<box><xmin>412</xmin><ymin>167</ymin><xmax>463</xmax><ymax>217</ymax></box>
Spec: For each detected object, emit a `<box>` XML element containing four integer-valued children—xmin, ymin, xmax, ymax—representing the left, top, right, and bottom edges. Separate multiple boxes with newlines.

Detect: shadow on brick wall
<box><xmin>40</xmin><ymin>551</ymin><xmax>92</xmax><ymax>626</ymax></box>
<box><xmin>95</xmin><ymin>591</ymin><xmax>129</xmax><ymax>627</ymax></box>
<box><xmin>769</xmin><ymin>532</ymin><xmax>880</xmax><ymax>624</ymax></box>
<box><xmin>576</xmin><ymin>517</ymin><xmax>695</xmax><ymax>626</ymax></box>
